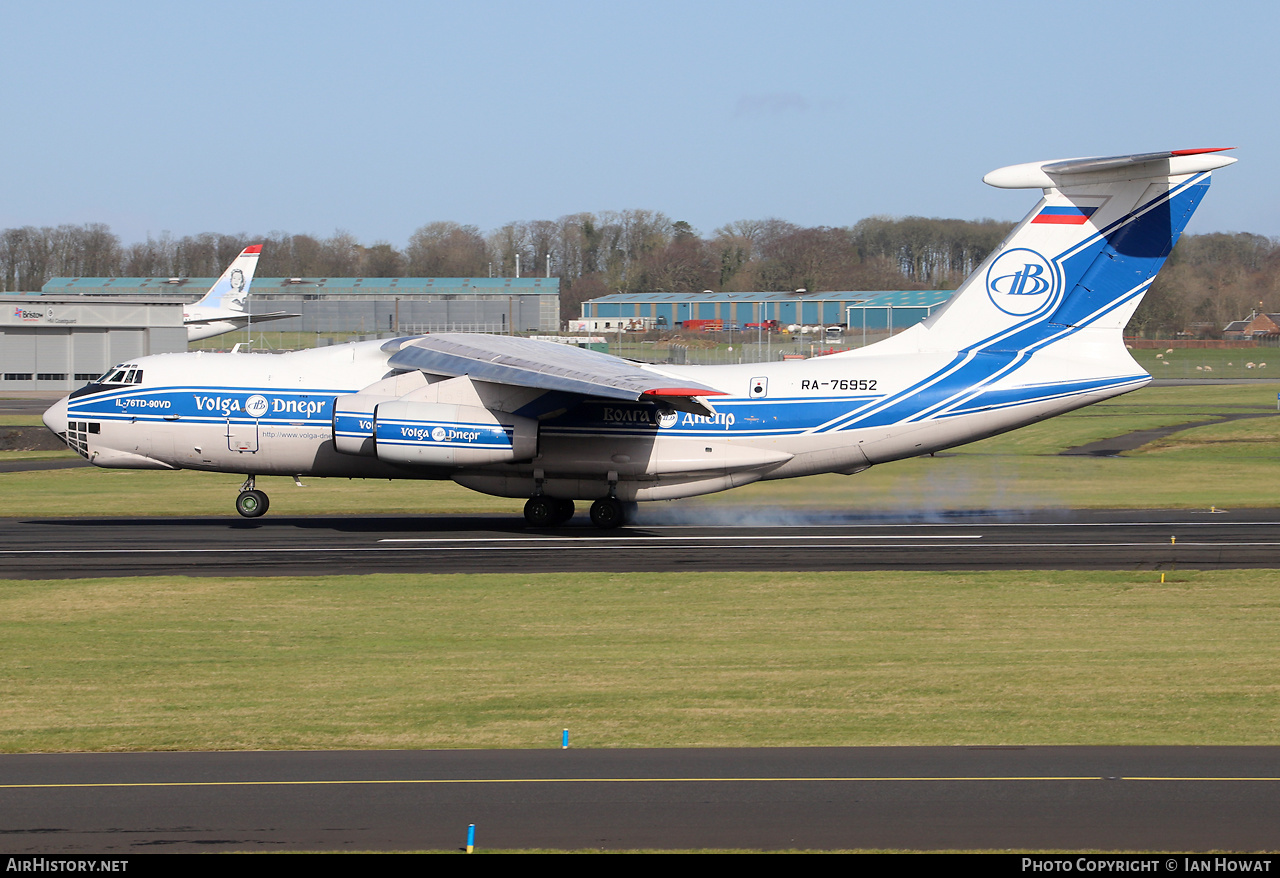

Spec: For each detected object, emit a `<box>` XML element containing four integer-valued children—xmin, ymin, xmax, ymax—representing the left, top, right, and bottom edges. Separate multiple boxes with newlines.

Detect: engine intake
<box><xmin>333</xmin><ymin>393</ymin><xmax>393</xmax><ymax>456</ymax></box>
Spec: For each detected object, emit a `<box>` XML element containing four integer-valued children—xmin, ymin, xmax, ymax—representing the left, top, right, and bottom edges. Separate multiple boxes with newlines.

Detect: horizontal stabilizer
<box><xmin>184</xmin><ymin>310</ymin><xmax>298</xmax><ymax>326</ymax></box>
<box><xmin>984</xmin><ymin>148</ymin><xmax>1236</xmax><ymax>189</ymax></box>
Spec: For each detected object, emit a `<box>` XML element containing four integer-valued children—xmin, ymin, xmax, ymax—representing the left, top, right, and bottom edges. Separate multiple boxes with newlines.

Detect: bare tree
<box><xmin>408</xmin><ymin>222</ymin><xmax>489</xmax><ymax>277</ymax></box>
<box><xmin>362</xmin><ymin>242</ymin><xmax>405</xmax><ymax>277</ymax></box>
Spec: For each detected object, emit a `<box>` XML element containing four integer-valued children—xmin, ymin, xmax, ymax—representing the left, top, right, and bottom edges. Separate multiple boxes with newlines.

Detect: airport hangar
<box><xmin>4</xmin><ymin>277</ymin><xmax>561</xmax><ymax>392</ymax></box>
<box><xmin>1</xmin><ymin>294</ymin><xmax>187</xmax><ymax>392</ymax></box>
<box><xmin>577</xmin><ymin>289</ymin><xmax>952</xmax><ymax>334</ymax></box>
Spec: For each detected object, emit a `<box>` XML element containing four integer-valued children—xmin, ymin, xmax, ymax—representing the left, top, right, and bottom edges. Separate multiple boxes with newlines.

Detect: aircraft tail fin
<box><xmin>904</xmin><ymin>149</ymin><xmax>1235</xmax><ymax>354</ymax></box>
<box><xmin>192</xmin><ymin>245</ymin><xmax>263</xmax><ymax>313</ymax></box>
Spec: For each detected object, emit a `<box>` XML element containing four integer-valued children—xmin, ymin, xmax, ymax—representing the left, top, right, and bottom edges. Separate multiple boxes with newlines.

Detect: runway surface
<box><xmin>3</xmin><ymin>747</ymin><xmax>1278</xmax><ymax>852</ymax></box>
<box><xmin>0</xmin><ymin>457</ymin><xmax>88</xmax><ymax>473</ymax></box>
<box><xmin>1</xmin><ymin>508</ymin><xmax>1277</xmax><ymax>579</ymax></box>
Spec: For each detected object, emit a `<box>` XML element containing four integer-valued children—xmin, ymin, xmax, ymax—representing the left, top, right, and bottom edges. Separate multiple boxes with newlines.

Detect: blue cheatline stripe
<box><xmin>68</xmin><ymin>385</ymin><xmax>350</xmax><ymax>425</ymax></box>
<box><xmin>806</xmin><ymin>350</ymin><xmax>977</xmax><ymax>434</ymax></box>
<box><xmin>376</xmin><ymin>419</ymin><xmax>515</xmax><ymax>450</ymax></box>
<box><xmin>942</xmin><ymin>375</ymin><xmax>1148</xmax><ymax>417</ymax></box>
<box><xmin>541</xmin><ymin>375</ymin><xmax>1147</xmax><ymax>439</ymax></box>
<box><xmin>67</xmin><ymin>371</ymin><xmax>1161</xmax><ymax>442</ymax></box>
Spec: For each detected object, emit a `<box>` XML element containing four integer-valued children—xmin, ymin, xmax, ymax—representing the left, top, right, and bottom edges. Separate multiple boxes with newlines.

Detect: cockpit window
<box><xmin>100</xmin><ymin>366</ymin><xmax>144</xmax><ymax>385</ymax></box>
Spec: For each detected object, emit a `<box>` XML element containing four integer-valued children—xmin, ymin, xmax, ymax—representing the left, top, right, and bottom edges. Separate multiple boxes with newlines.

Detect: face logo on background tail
<box><xmin>986</xmin><ymin>248</ymin><xmax>1060</xmax><ymax>317</ymax></box>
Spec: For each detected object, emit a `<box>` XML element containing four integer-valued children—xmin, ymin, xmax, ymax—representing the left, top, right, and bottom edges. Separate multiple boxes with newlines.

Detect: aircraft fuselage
<box><xmin>46</xmin><ymin>335</ymin><xmax>1144</xmax><ymax>503</ymax></box>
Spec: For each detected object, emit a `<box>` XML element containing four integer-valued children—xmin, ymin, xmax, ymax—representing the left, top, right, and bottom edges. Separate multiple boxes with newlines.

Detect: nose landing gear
<box><xmin>235</xmin><ymin>475</ymin><xmax>270</xmax><ymax>518</ymax></box>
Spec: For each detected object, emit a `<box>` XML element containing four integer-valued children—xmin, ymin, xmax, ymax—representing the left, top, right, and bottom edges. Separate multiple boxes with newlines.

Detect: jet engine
<box><xmin>333</xmin><ymin>393</ymin><xmax>537</xmax><ymax>467</ymax></box>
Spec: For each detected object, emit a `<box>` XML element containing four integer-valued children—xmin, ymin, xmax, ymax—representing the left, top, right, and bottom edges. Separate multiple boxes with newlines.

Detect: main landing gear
<box><xmin>589</xmin><ymin>497</ymin><xmax>624</xmax><ymax>529</ymax></box>
<box><xmin>235</xmin><ymin>475</ymin><xmax>269</xmax><ymax>518</ymax></box>
<box><xmin>586</xmin><ymin>471</ymin><xmax>636</xmax><ymax>529</ymax></box>
<box><xmin>523</xmin><ymin>496</ymin><xmax>575</xmax><ymax>527</ymax></box>
<box><xmin>522</xmin><ymin>496</ymin><xmax>636</xmax><ymax>529</ymax></box>
<box><xmin>524</xmin><ymin>470</ymin><xmax>638</xmax><ymax>529</ymax></box>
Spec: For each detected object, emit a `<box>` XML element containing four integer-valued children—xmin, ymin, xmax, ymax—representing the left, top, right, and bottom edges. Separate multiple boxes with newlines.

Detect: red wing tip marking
<box><xmin>242</xmin><ymin>245</ymin><xmax>263</xmax><ymax>255</ymax></box>
<box><xmin>1171</xmin><ymin>147</ymin><xmax>1234</xmax><ymax>156</ymax></box>
<box><xmin>645</xmin><ymin>387</ymin><xmax>729</xmax><ymax>397</ymax></box>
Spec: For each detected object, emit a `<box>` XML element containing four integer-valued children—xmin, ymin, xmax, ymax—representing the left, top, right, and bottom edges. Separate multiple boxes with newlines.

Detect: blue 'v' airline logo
<box><xmin>985</xmin><ymin>248</ymin><xmax>1060</xmax><ymax>317</ymax></box>
<box><xmin>995</xmin><ymin>263</ymin><xmax>1049</xmax><ymax>296</ymax></box>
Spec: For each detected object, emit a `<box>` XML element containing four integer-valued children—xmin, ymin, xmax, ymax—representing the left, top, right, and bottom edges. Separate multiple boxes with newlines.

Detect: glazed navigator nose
<box><xmin>42</xmin><ymin>396</ymin><xmax>68</xmax><ymax>440</ymax></box>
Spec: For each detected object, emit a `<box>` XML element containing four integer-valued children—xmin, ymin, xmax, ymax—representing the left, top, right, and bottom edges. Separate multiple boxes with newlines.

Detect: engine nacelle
<box><xmin>373</xmin><ymin>400</ymin><xmax>537</xmax><ymax>467</ymax></box>
<box><xmin>333</xmin><ymin>393</ymin><xmax>395</xmax><ymax>456</ymax></box>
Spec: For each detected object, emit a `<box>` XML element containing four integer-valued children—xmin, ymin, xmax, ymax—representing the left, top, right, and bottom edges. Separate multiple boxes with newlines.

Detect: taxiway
<box><xmin>3</xmin><ymin>746</ymin><xmax>1278</xmax><ymax>852</ymax></box>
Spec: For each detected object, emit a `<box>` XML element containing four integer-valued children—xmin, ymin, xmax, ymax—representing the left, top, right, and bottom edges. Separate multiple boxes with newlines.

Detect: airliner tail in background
<box><xmin>184</xmin><ymin>245</ymin><xmax>297</xmax><ymax>342</ymax></box>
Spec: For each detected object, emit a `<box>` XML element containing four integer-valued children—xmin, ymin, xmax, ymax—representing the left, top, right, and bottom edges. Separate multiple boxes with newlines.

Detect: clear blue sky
<box><xmin>4</xmin><ymin>0</ymin><xmax>1274</xmax><ymax>246</ymax></box>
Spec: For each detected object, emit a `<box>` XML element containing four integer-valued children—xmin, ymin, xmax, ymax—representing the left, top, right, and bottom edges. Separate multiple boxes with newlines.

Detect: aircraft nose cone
<box><xmin>42</xmin><ymin>396</ymin><xmax>69</xmax><ymax>439</ymax></box>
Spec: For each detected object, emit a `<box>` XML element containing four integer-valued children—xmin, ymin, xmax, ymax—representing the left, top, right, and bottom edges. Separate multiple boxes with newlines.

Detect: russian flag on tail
<box><xmin>1032</xmin><ymin>206</ymin><xmax>1098</xmax><ymax>225</ymax></box>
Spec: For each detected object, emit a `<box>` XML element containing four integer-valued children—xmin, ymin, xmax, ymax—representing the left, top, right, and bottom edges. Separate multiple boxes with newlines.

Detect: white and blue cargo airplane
<box><xmin>43</xmin><ymin>148</ymin><xmax>1235</xmax><ymax>527</ymax></box>
<box><xmin>183</xmin><ymin>245</ymin><xmax>297</xmax><ymax>341</ymax></box>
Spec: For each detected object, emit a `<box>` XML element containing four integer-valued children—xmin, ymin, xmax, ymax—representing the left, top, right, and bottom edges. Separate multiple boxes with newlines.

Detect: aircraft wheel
<box><xmin>550</xmin><ymin>499</ymin><xmax>575</xmax><ymax>525</ymax></box>
<box><xmin>590</xmin><ymin>497</ymin><xmax>624</xmax><ymax>529</ymax></box>
<box><xmin>523</xmin><ymin>496</ymin><xmax>556</xmax><ymax>527</ymax></box>
<box><xmin>236</xmin><ymin>489</ymin><xmax>270</xmax><ymax>518</ymax></box>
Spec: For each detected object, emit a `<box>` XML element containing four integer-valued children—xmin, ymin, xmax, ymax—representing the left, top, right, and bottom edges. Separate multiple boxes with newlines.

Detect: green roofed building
<box><xmin>578</xmin><ymin>289</ymin><xmax>953</xmax><ymax>332</ymax></box>
<box><xmin>42</xmin><ymin>276</ymin><xmax>561</xmax><ymax>334</ymax></box>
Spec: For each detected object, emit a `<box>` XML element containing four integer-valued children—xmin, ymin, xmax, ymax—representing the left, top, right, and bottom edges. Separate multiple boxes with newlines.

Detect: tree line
<box><xmin>2</xmin><ymin>216</ymin><xmax>1277</xmax><ymax>335</ymax></box>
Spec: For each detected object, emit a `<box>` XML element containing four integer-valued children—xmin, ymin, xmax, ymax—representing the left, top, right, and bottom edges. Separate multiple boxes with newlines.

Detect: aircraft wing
<box><xmin>384</xmin><ymin>333</ymin><xmax>726</xmax><ymax>415</ymax></box>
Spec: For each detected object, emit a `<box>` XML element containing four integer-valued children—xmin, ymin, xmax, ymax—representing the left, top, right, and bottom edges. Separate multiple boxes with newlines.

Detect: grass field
<box><xmin>4</xmin><ymin>383</ymin><xmax>1278</xmax><ymax>518</ymax></box>
<box><xmin>1127</xmin><ymin>347</ymin><xmax>1279</xmax><ymax>380</ymax></box>
<box><xmin>2</xmin><ymin>383</ymin><xmax>1279</xmax><ymax>758</ymax></box>
<box><xmin>2</xmin><ymin>569</ymin><xmax>1277</xmax><ymax>753</ymax></box>
<box><xmin>0</xmin><ymin>415</ymin><xmax>45</xmax><ymax>427</ymax></box>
